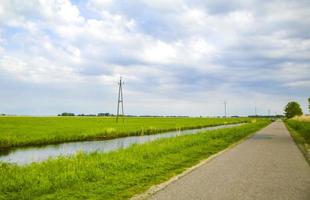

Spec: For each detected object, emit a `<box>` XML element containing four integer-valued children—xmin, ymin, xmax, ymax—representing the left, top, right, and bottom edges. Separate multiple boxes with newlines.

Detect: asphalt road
<box><xmin>148</xmin><ymin>121</ymin><xmax>310</xmax><ymax>200</ymax></box>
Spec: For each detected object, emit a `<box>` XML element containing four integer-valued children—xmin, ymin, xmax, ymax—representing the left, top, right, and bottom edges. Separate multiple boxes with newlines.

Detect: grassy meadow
<box><xmin>286</xmin><ymin>117</ymin><xmax>310</xmax><ymax>163</ymax></box>
<box><xmin>287</xmin><ymin>118</ymin><xmax>310</xmax><ymax>144</ymax></box>
<box><xmin>0</xmin><ymin>117</ymin><xmax>249</xmax><ymax>148</ymax></box>
<box><xmin>0</xmin><ymin>119</ymin><xmax>270</xmax><ymax>200</ymax></box>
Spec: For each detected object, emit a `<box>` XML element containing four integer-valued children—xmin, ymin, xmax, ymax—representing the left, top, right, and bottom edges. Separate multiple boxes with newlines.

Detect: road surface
<box><xmin>148</xmin><ymin>121</ymin><xmax>310</xmax><ymax>200</ymax></box>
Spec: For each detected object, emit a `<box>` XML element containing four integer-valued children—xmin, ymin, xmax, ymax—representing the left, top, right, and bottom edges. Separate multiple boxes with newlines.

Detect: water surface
<box><xmin>0</xmin><ymin>123</ymin><xmax>243</xmax><ymax>165</ymax></box>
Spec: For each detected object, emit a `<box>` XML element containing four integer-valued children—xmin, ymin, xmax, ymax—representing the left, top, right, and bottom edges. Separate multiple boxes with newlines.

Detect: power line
<box><xmin>116</xmin><ymin>77</ymin><xmax>124</xmax><ymax>123</ymax></box>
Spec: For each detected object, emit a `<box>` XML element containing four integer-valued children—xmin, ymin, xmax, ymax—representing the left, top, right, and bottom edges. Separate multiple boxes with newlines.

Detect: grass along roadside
<box><xmin>292</xmin><ymin>115</ymin><xmax>310</xmax><ymax>122</ymax></box>
<box><xmin>285</xmin><ymin>119</ymin><xmax>310</xmax><ymax>164</ymax></box>
<box><xmin>0</xmin><ymin>117</ymin><xmax>248</xmax><ymax>148</ymax></box>
<box><xmin>0</xmin><ymin>119</ymin><xmax>270</xmax><ymax>200</ymax></box>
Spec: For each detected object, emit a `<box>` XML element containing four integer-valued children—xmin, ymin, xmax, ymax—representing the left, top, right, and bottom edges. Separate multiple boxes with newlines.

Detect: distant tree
<box><xmin>284</xmin><ymin>101</ymin><xmax>303</xmax><ymax>118</ymax></box>
<box><xmin>60</xmin><ymin>112</ymin><xmax>75</xmax><ymax>116</ymax></box>
<box><xmin>98</xmin><ymin>113</ymin><xmax>112</xmax><ymax>116</ymax></box>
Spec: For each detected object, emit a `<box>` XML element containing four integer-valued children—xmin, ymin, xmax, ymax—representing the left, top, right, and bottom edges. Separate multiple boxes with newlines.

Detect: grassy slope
<box><xmin>285</xmin><ymin>119</ymin><xmax>310</xmax><ymax>163</ymax></box>
<box><xmin>0</xmin><ymin>119</ymin><xmax>270</xmax><ymax>200</ymax></box>
<box><xmin>0</xmin><ymin>117</ymin><xmax>248</xmax><ymax>148</ymax></box>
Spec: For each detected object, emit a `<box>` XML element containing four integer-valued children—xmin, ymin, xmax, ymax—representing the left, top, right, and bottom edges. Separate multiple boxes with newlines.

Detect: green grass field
<box><xmin>0</xmin><ymin>117</ymin><xmax>249</xmax><ymax>148</ymax></box>
<box><xmin>286</xmin><ymin>119</ymin><xmax>310</xmax><ymax>163</ymax></box>
<box><xmin>0</xmin><ymin>119</ymin><xmax>270</xmax><ymax>200</ymax></box>
<box><xmin>286</xmin><ymin>119</ymin><xmax>310</xmax><ymax>145</ymax></box>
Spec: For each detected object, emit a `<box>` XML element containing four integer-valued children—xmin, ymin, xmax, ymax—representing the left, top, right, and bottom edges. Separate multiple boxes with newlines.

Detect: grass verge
<box><xmin>285</xmin><ymin>119</ymin><xmax>310</xmax><ymax>164</ymax></box>
<box><xmin>0</xmin><ymin>119</ymin><xmax>269</xmax><ymax>200</ymax></box>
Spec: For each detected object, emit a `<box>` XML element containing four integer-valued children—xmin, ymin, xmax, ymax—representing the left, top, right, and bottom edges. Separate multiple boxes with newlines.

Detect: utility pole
<box><xmin>268</xmin><ymin>109</ymin><xmax>271</xmax><ymax>117</ymax></box>
<box><xmin>224</xmin><ymin>101</ymin><xmax>227</xmax><ymax>118</ymax></box>
<box><xmin>116</xmin><ymin>77</ymin><xmax>124</xmax><ymax>123</ymax></box>
<box><xmin>255</xmin><ymin>106</ymin><xmax>257</xmax><ymax>116</ymax></box>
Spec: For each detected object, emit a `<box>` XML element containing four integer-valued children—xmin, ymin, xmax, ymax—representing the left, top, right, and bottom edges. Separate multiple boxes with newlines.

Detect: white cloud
<box><xmin>0</xmin><ymin>0</ymin><xmax>309</xmax><ymax>115</ymax></box>
<box><xmin>87</xmin><ymin>0</ymin><xmax>114</xmax><ymax>9</ymax></box>
<box><xmin>141</xmin><ymin>40</ymin><xmax>177</xmax><ymax>64</ymax></box>
<box><xmin>285</xmin><ymin>80</ymin><xmax>310</xmax><ymax>88</ymax></box>
<box><xmin>38</xmin><ymin>0</ymin><xmax>84</xmax><ymax>24</ymax></box>
<box><xmin>277</xmin><ymin>63</ymin><xmax>310</xmax><ymax>82</ymax></box>
<box><xmin>142</xmin><ymin>0</ymin><xmax>186</xmax><ymax>12</ymax></box>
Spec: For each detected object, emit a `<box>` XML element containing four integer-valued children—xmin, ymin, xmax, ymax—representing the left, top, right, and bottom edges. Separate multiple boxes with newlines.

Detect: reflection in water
<box><xmin>0</xmin><ymin>148</ymin><xmax>10</xmax><ymax>156</ymax></box>
<box><xmin>0</xmin><ymin>123</ymin><xmax>243</xmax><ymax>165</ymax></box>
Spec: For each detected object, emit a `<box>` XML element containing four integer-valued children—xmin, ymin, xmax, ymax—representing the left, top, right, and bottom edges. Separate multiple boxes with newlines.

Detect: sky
<box><xmin>0</xmin><ymin>0</ymin><xmax>309</xmax><ymax>116</ymax></box>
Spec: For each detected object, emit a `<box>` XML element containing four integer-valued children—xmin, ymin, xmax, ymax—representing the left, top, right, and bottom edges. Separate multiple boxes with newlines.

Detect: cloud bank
<box><xmin>0</xmin><ymin>0</ymin><xmax>309</xmax><ymax>116</ymax></box>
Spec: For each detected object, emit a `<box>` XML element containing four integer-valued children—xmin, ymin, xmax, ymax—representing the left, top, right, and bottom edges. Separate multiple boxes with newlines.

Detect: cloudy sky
<box><xmin>0</xmin><ymin>0</ymin><xmax>309</xmax><ymax>116</ymax></box>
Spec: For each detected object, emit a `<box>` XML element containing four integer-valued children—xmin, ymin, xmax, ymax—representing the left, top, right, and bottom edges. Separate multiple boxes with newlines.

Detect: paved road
<box><xmin>149</xmin><ymin>121</ymin><xmax>310</xmax><ymax>200</ymax></box>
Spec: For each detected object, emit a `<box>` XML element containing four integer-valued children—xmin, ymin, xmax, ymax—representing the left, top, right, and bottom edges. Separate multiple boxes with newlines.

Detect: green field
<box><xmin>0</xmin><ymin>119</ymin><xmax>269</xmax><ymax>200</ymax></box>
<box><xmin>0</xmin><ymin>117</ymin><xmax>249</xmax><ymax>148</ymax></box>
<box><xmin>286</xmin><ymin>119</ymin><xmax>310</xmax><ymax>163</ymax></box>
<box><xmin>286</xmin><ymin>120</ymin><xmax>310</xmax><ymax>144</ymax></box>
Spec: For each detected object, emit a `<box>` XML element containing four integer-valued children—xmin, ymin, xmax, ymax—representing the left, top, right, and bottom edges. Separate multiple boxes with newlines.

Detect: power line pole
<box><xmin>255</xmin><ymin>106</ymin><xmax>257</xmax><ymax>116</ymax></box>
<box><xmin>116</xmin><ymin>77</ymin><xmax>124</xmax><ymax>123</ymax></box>
<box><xmin>224</xmin><ymin>101</ymin><xmax>227</xmax><ymax>118</ymax></box>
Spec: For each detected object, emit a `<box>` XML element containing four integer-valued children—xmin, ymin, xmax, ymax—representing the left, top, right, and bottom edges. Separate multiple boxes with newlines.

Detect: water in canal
<box><xmin>0</xmin><ymin>123</ymin><xmax>244</xmax><ymax>165</ymax></box>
